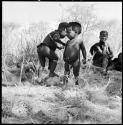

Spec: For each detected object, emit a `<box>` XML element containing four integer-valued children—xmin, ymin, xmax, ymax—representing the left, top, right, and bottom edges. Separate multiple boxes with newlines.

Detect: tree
<box><xmin>62</xmin><ymin>4</ymin><xmax>99</xmax><ymax>39</ymax></box>
<box><xmin>58</xmin><ymin>4</ymin><xmax>122</xmax><ymax>58</ymax></box>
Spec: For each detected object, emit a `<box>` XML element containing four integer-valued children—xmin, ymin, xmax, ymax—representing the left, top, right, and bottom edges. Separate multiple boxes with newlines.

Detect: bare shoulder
<box><xmin>77</xmin><ymin>38</ymin><xmax>84</xmax><ymax>45</ymax></box>
<box><xmin>91</xmin><ymin>42</ymin><xmax>99</xmax><ymax>48</ymax></box>
<box><xmin>74</xmin><ymin>37</ymin><xmax>82</xmax><ymax>43</ymax></box>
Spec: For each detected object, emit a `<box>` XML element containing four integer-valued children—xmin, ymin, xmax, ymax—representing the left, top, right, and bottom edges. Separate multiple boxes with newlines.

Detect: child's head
<box><xmin>99</xmin><ymin>30</ymin><xmax>108</xmax><ymax>42</ymax></box>
<box><xmin>67</xmin><ymin>22</ymin><xmax>81</xmax><ymax>39</ymax></box>
<box><xmin>58</xmin><ymin>22</ymin><xmax>69</xmax><ymax>38</ymax></box>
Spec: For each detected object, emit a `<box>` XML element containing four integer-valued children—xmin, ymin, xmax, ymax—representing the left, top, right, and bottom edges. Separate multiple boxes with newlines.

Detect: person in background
<box><xmin>90</xmin><ymin>31</ymin><xmax>113</xmax><ymax>74</ymax></box>
<box><xmin>107</xmin><ymin>52</ymin><xmax>122</xmax><ymax>72</ymax></box>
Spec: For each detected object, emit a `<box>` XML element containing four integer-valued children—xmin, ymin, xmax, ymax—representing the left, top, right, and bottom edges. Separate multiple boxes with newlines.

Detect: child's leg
<box><xmin>93</xmin><ymin>52</ymin><xmax>103</xmax><ymax>67</ymax></box>
<box><xmin>38</xmin><ymin>55</ymin><xmax>46</xmax><ymax>69</ymax></box>
<box><xmin>49</xmin><ymin>60</ymin><xmax>58</xmax><ymax>77</ymax></box>
<box><xmin>73</xmin><ymin>59</ymin><xmax>80</xmax><ymax>85</ymax></box>
<box><xmin>102</xmin><ymin>55</ymin><xmax>109</xmax><ymax>73</ymax></box>
<box><xmin>37</xmin><ymin>46</ymin><xmax>46</xmax><ymax>77</ymax></box>
<box><xmin>46</xmin><ymin>49</ymin><xmax>59</xmax><ymax>77</ymax></box>
<box><xmin>48</xmin><ymin>59</ymin><xmax>53</xmax><ymax>70</ymax></box>
<box><xmin>38</xmin><ymin>45</ymin><xmax>59</xmax><ymax>77</ymax></box>
<box><xmin>106</xmin><ymin>61</ymin><xmax>115</xmax><ymax>71</ymax></box>
<box><xmin>37</xmin><ymin>46</ymin><xmax>46</xmax><ymax>68</ymax></box>
<box><xmin>63</xmin><ymin>62</ymin><xmax>70</xmax><ymax>85</ymax></box>
<box><xmin>64</xmin><ymin>62</ymin><xmax>70</xmax><ymax>76</ymax></box>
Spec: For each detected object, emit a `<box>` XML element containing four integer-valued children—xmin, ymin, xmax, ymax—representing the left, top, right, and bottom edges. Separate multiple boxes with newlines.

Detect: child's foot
<box><xmin>103</xmin><ymin>69</ymin><xmax>108</xmax><ymax>76</ymax></box>
<box><xmin>75</xmin><ymin>81</ymin><xmax>79</xmax><ymax>85</ymax></box>
<box><xmin>49</xmin><ymin>72</ymin><xmax>59</xmax><ymax>77</ymax></box>
<box><xmin>75</xmin><ymin>77</ymin><xmax>79</xmax><ymax>85</ymax></box>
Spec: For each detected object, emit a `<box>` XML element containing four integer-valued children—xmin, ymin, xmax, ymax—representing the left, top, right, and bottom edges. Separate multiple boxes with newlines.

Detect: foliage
<box><xmin>2</xmin><ymin>5</ymin><xmax>122</xmax><ymax>124</ymax></box>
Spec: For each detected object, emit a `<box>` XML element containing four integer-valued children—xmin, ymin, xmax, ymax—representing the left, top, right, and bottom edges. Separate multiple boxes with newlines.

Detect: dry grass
<box><xmin>2</xmin><ymin>20</ymin><xmax>122</xmax><ymax>124</ymax></box>
<box><xmin>2</xmin><ymin>65</ymin><xmax>122</xmax><ymax>124</ymax></box>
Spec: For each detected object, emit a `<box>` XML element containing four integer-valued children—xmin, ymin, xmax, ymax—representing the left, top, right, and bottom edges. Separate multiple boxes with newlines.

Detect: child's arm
<box><xmin>90</xmin><ymin>45</ymin><xmax>97</xmax><ymax>55</ymax></box>
<box><xmin>55</xmin><ymin>39</ymin><xmax>66</xmax><ymax>46</ymax></box>
<box><xmin>107</xmin><ymin>44</ymin><xmax>113</xmax><ymax>59</ymax></box>
<box><xmin>80</xmin><ymin>41</ymin><xmax>87</xmax><ymax>62</ymax></box>
<box><xmin>90</xmin><ymin>44</ymin><xmax>102</xmax><ymax>55</ymax></box>
<box><xmin>49</xmin><ymin>33</ymin><xmax>66</xmax><ymax>46</ymax></box>
<box><xmin>56</xmin><ymin>46</ymin><xmax>64</xmax><ymax>50</ymax></box>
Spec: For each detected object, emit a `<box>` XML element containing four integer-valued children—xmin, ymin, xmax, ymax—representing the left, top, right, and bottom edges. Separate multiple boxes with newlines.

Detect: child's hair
<box><xmin>58</xmin><ymin>22</ymin><xmax>69</xmax><ymax>31</ymax></box>
<box><xmin>100</xmin><ymin>30</ymin><xmax>108</xmax><ymax>37</ymax></box>
<box><xmin>68</xmin><ymin>22</ymin><xmax>81</xmax><ymax>34</ymax></box>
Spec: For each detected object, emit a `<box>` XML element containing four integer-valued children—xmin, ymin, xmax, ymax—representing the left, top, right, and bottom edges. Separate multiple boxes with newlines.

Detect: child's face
<box><xmin>67</xmin><ymin>27</ymin><xmax>76</xmax><ymax>39</ymax></box>
<box><xmin>60</xmin><ymin>29</ymin><xmax>67</xmax><ymax>38</ymax></box>
<box><xmin>100</xmin><ymin>35</ymin><xmax>108</xmax><ymax>42</ymax></box>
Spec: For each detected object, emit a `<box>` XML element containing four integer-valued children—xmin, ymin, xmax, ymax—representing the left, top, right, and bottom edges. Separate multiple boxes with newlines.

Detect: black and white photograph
<box><xmin>2</xmin><ymin>1</ymin><xmax>122</xmax><ymax>124</ymax></box>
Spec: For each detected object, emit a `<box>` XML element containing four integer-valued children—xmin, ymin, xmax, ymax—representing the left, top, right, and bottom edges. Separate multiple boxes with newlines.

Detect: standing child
<box><xmin>37</xmin><ymin>22</ymin><xmax>68</xmax><ymax>77</ymax></box>
<box><xmin>63</xmin><ymin>22</ymin><xmax>87</xmax><ymax>85</ymax></box>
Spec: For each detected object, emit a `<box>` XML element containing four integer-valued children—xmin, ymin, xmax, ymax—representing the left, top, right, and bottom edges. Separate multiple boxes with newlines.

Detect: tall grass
<box><xmin>2</xmin><ymin>21</ymin><xmax>122</xmax><ymax>124</ymax></box>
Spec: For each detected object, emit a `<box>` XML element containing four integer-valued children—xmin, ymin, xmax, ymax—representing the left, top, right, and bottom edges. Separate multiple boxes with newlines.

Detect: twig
<box><xmin>19</xmin><ymin>54</ymin><xmax>25</xmax><ymax>85</ymax></box>
<box><xmin>30</xmin><ymin>116</ymin><xmax>35</xmax><ymax>124</ymax></box>
<box><xmin>19</xmin><ymin>33</ymin><xmax>25</xmax><ymax>86</ymax></box>
<box><xmin>68</xmin><ymin>113</ymin><xmax>73</xmax><ymax>124</ymax></box>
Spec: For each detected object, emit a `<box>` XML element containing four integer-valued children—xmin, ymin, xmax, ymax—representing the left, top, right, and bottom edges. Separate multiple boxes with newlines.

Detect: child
<box><xmin>90</xmin><ymin>31</ymin><xmax>113</xmax><ymax>73</ymax></box>
<box><xmin>63</xmin><ymin>22</ymin><xmax>87</xmax><ymax>85</ymax></box>
<box><xmin>37</xmin><ymin>22</ymin><xmax>68</xmax><ymax>77</ymax></box>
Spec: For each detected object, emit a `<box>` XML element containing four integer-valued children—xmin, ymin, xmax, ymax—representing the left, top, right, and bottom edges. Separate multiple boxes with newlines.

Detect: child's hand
<box><xmin>82</xmin><ymin>58</ymin><xmax>86</xmax><ymax>64</ymax></box>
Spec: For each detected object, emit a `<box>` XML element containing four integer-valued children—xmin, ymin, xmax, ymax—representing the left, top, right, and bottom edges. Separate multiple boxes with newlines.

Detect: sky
<box><xmin>2</xmin><ymin>2</ymin><xmax>122</xmax><ymax>27</ymax></box>
<box><xmin>2</xmin><ymin>2</ymin><xmax>122</xmax><ymax>56</ymax></box>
